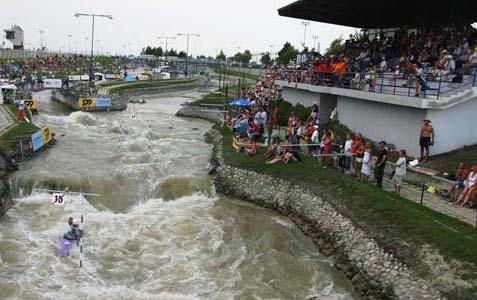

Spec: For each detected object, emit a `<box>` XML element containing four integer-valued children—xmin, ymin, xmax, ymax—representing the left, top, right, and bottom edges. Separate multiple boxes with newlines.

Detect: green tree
<box><xmin>260</xmin><ymin>53</ymin><xmax>271</xmax><ymax>66</ymax></box>
<box><xmin>178</xmin><ymin>51</ymin><xmax>187</xmax><ymax>58</ymax></box>
<box><xmin>277</xmin><ymin>42</ymin><xmax>299</xmax><ymax>65</ymax></box>
<box><xmin>167</xmin><ymin>48</ymin><xmax>177</xmax><ymax>56</ymax></box>
<box><xmin>326</xmin><ymin>37</ymin><xmax>345</xmax><ymax>56</ymax></box>
<box><xmin>154</xmin><ymin>47</ymin><xmax>164</xmax><ymax>57</ymax></box>
<box><xmin>216</xmin><ymin>50</ymin><xmax>226</xmax><ymax>61</ymax></box>
<box><xmin>233</xmin><ymin>50</ymin><xmax>252</xmax><ymax>65</ymax></box>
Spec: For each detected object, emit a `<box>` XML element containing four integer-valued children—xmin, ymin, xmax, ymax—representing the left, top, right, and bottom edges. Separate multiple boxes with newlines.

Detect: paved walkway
<box><xmin>381</xmin><ymin>177</ymin><xmax>477</xmax><ymax>227</ymax></box>
<box><xmin>280</xmin><ymin>138</ymin><xmax>477</xmax><ymax>227</ymax></box>
<box><xmin>0</xmin><ymin>105</ymin><xmax>15</xmax><ymax>136</ymax></box>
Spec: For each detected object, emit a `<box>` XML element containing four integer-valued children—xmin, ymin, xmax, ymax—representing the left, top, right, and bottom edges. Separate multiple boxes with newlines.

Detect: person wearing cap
<box><xmin>375</xmin><ymin>141</ymin><xmax>388</xmax><ymax>188</ymax></box>
<box><xmin>419</xmin><ymin>118</ymin><xmax>435</xmax><ymax>162</ymax></box>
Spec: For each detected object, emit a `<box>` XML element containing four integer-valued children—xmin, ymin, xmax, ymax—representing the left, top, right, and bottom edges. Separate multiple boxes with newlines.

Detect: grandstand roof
<box><xmin>278</xmin><ymin>0</ymin><xmax>477</xmax><ymax>28</ymax></box>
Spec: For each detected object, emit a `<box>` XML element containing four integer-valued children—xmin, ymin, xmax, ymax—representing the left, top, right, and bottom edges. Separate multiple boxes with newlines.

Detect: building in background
<box><xmin>4</xmin><ymin>25</ymin><xmax>24</xmax><ymax>50</ymax></box>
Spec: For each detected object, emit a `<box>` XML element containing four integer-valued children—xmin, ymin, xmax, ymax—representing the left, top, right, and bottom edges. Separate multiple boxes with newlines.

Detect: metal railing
<box><xmin>274</xmin><ymin>69</ymin><xmax>477</xmax><ymax>100</ymax></box>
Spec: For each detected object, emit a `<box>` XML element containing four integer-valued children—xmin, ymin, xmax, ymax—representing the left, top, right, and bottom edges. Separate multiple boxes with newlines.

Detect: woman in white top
<box><xmin>392</xmin><ymin>150</ymin><xmax>407</xmax><ymax>195</ymax></box>
<box><xmin>360</xmin><ymin>142</ymin><xmax>372</xmax><ymax>182</ymax></box>
<box><xmin>456</xmin><ymin>165</ymin><xmax>477</xmax><ymax>207</ymax></box>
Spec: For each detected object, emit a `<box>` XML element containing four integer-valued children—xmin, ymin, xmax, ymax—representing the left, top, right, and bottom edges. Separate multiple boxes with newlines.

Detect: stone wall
<box><xmin>178</xmin><ymin>103</ymin><xmax>445</xmax><ymax>298</ymax></box>
<box><xmin>214</xmin><ymin>165</ymin><xmax>440</xmax><ymax>300</ymax></box>
<box><xmin>0</xmin><ymin>157</ymin><xmax>12</xmax><ymax>216</ymax></box>
<box><xmin>176</xmin><ymin>104</ymin><xmax>224</xmax><ymax>124</ymax></box>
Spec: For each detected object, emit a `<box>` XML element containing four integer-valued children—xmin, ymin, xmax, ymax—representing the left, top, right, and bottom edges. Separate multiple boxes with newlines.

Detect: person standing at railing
<box><xmin>464</xmin><ymin>46</ymin><xmax>477</xmax><ymax>74</ymax></box>
<box><xmin>415</xmin><ymin>63</ymin><xmax>426</xmax><ymax>97</ymax></box>
<box><xmin>419</xmin><ymin>118</ymin><xmax>435</xmax><ymax>163</ymax></box>
<box><xmin>374</xmin><ymin>141</ymin><xmax>388</xmax><ymax>188</ymax></box>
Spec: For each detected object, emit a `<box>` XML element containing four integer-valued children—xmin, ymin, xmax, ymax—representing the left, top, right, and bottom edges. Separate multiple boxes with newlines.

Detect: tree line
<box><xmin>141</xmin><ymin>38</ymin><xmax>345</xmax><ymax>66</ymax></box>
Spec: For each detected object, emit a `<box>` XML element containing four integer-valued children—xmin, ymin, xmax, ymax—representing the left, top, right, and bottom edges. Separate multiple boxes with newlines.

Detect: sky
<box><xmin>1</xmin><ymin>0</ymin><xmax>357</xmax><ymax>58</ymax></box>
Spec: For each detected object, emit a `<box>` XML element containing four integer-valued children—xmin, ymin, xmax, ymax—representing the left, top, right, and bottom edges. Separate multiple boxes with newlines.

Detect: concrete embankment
<box><xmin>177</xmin><ymin>104</ymin><xmax>440</xmax><ymax>300</ymax></box>
<box><xmin>51</xmin><ymin>79</ymin><xmax>201</xmax><ymax>112</ymax></box>
<box><xmin>0</xmin><ymin>157</ymin><xmax>12</xmax><ymax>216</ymax></box>
<box><xmin>51</xmin><ymin>89</ymin><xmax>127</xmax><ymax>111</ymax></box>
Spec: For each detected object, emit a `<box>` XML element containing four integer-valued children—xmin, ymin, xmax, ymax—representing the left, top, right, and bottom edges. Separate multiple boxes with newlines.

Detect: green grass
<box><xmin>108</xmin><ymin>78</ymin><xmax>197</xmax><ymax>94</ymax></box>
<box><xmin>213</xmin><ymin>67</ymin><xmax>260</xmax><ymax>81</ymax></box>
<box><xmin>217</xmin><ymin>125</ymin><xmax>477</xmax><ymax>295</ymax></box>
<box><xmin>193</xmin><ymin>84</ymin><xmax>245</xmax><ymax>105</ymax></box>
<box><xmin>424</xmin><ymin>145</ymin><xmax>477</xmax><ymax>177</ymax></box>
<box><xmin>0</xmin><ymin>122</ymin><xmax>39</xmax><ymax>152</ymax></box>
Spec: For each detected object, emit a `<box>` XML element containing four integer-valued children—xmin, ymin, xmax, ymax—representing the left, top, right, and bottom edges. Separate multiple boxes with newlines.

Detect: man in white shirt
<box><xmin>310</xmin><ymin>125</ymin><xmax>320</xmax><ymax>155</ymax></box>
<box><xmin>344</xmin><ymin>134</ymin><xmax>353</xmax><ymax>175</ymax></box>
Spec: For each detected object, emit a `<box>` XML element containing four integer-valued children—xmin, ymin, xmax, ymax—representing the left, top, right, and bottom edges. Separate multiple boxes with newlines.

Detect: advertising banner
<box><xmin>41</xmin><ymin>127</ymin><xmax>52</xmax><ymax>144</ymax></box>
<box><xmin>31</xmin><ymin>131</ymin><xmax>44</xmax><ymax>151</ymax></box>
<box><xmin>24</xmin><ymin>99</ymin><xmax>39</xmax><ymax>110</ymax></box>
<box><xmin>78</xmin><ymin>98</ymin><xmax>95</xmax><ymax>108</ymax></box>
<box><xmin>95</xmin><ymin>98</ymin><xmax>111</xmax><ymax>108</ymax></box>
<box><xmin>43</xmin><ymin>79</ymin><xmax>62</xmax><ymax>89</ymax></box>
<box><xmin>68</xmin><ymin>75</ymin><xmax>82</xmax><ymax>81</ymax></box>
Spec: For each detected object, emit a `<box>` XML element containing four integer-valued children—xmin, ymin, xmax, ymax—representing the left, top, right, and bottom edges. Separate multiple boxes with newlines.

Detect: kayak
<box><xmin>56</xmin><ymin>239</ymin><xmax>74</xmax><ymax>257</ymax></box>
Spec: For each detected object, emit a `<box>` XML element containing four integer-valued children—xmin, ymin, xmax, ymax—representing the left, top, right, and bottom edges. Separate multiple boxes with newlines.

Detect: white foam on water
<box><xmin>1</xmin><ymin>91</ymin><xmax>357</xmax><ymax>299</ymax></box>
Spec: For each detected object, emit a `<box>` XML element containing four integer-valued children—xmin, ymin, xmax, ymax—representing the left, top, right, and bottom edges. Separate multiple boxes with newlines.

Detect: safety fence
<box><xmin>275</xmin><ymin>69</ymin><xmax>477</xmax><ymax>100</ymax></box>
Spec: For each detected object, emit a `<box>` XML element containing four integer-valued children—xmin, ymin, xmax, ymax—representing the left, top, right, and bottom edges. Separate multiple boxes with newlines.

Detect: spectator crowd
<box><xmin>274</xmin><ymin>25</ymin><xmax>477</xmax><ymax>97</ymax></box>
<box><xmin>227</xmin><ymin>73</ymin><xmax>476</xmax><ymax>208</ymax></box>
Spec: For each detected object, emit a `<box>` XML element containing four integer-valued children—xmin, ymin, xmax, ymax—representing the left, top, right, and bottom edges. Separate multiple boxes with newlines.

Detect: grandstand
<box><xmin>274</xmin><ymin>0</ymin><xmax>477</xmax><ymax>157</ymax></box>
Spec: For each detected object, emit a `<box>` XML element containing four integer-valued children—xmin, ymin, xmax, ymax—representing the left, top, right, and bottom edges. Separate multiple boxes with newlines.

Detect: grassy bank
<box><xmin>108</xmin><ymin>78</ymin><xmax>197</xmax><ymax>94</ymax></box>
<box><xmin>0</xmin><ymin>105</ymin><xmax>40</xmax><ymax>151</ymax></box>
<box><xmin>213</xmin><ymin>67</ymin><xmax>260</xmax><ymax>81</ymax></box>
<box><xmin>424</xmin><ymin>145</ymin><xmax>477</xmax><ymax>177</ymax></box>
<box><xmin>216</xmin><ymin>125</ymin><xmax>477</xmax><ymax>297</ymax></box>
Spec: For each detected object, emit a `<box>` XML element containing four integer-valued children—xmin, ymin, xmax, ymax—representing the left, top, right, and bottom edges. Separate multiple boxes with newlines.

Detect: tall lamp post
<box><xmin>301</xmin><ymin>21</ymin><xmax>310</xmax><ymax>49</ymax></box>
<box><xmin>312</xmin><ymin>35</ymin><xmax>320</xmax><ymax>53</ymax></box>
<box><xmin>74</xmin><ymin>12</ymin><xmax>113</xmax><ymax>89</ymax></box>
<box><xmin>39</xmin><ymin>30</ymin><xmax>45</xmax><ymax>50</ymax></box>
<box><xmin>157</xmin><ymin>36</ymin><xmax>176</xmax><ymax>64</ymax></box>
<box><xmin>177</xmin><ymin>33</ymin><xmax>200</xmax><ymax>77</ymax></box>
<box><xmin>67</xmin><ymin>34</ymin><xmax>72</xmax><ymax>53</ymax></box>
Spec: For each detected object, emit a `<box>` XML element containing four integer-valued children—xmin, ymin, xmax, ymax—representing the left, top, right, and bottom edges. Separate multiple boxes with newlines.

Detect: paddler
<box><xmin>63</xmin><ymin>219</ymin><xmax>82</xmax><ymax>245</ymax></box>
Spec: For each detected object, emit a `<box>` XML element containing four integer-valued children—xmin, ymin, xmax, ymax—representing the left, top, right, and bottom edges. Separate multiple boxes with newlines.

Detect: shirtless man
<box><xmin>419</xmin><ymin>118</ymin><xmax>435</xmax><ymax>162</ymax></box>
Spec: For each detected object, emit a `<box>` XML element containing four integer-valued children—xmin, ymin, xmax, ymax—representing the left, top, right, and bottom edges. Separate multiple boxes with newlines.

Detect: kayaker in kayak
<box><xmin>63</xmin><ymin>219</ymin><xmax>82</xmax><ymax>245</ymax></box>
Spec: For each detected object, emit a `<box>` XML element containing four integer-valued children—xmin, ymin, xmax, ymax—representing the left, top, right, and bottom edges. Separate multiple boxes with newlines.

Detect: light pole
<box><xmin>312</xmin><ymin>35</ymin><xmax>320</xmax><ymax>53</ymax></box>
<box><xmin>74</xmin><ymin>12</ymin><xmax>113</xmax><ymax>89</ymax></box>
<box><xmin>97</xmin><ymin>40</ymin><xmax>101</xmax><ymax>55</ymax></box>
<box><xmin>177</xmin><ymin>33</ymin><xmax>200</xmax><ymax>77</ymax></box>
<box><xmin>158</xmin><ymin>36</ymin><xmax>176</xmax><ymax>63</ymax></box>
<box><xmin>301</xmin><ymin>21</ymin><xmax>310</xmax><ymax>49</ymax></box>
<box><xmin>84</xmin><ymin>37</ymin><xmax>89</xmax><ymax>55</ymax></box>
<box><xmin>39</xmin><ymin>30</ymin><xmax>44</xmax><ymax>49</ymax></box>
<box><xmin>67</xmin><ymin>34</ymin><xmax>72</xmax><ymax>53</ymax></box>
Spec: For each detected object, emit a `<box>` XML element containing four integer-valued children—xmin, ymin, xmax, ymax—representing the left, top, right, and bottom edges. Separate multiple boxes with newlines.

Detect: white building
<box><xmin>4</xmin><ymin>25</ymin><xmax>24</xmax><ymax>50</ymax></box>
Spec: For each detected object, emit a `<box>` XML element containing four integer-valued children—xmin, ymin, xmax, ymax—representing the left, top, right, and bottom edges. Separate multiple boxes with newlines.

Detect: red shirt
<box><xmin>351</xmin><ymin>138</ymin><xmax>362</xmax><ymax>154</ymax></box>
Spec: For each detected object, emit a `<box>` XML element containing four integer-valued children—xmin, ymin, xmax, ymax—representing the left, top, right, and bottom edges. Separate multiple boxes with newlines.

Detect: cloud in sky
<box><xmin>1</xmin><ymin>0</ymin><xmax>357</xmax><ymax>56</ymax></box>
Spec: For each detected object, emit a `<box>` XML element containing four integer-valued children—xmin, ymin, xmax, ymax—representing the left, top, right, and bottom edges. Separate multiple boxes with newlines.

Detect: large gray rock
<box><xmin>203</xmin><ymin>129</ymin><xmax>222</xmax><ymax>144</ymax></box>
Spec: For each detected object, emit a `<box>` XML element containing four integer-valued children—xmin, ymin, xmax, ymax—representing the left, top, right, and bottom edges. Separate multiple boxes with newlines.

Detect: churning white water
<box><xmin>0</xmin><ymin>90</ymin><xmax>357</xmax><ymax>299</ymax></box>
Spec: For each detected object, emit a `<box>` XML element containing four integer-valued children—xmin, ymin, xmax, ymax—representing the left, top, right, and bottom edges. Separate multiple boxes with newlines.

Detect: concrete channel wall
<box><xmin>51</xmin><ymin>80</ymin><xmax>201</xmax><ymax>112</ymax></box>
